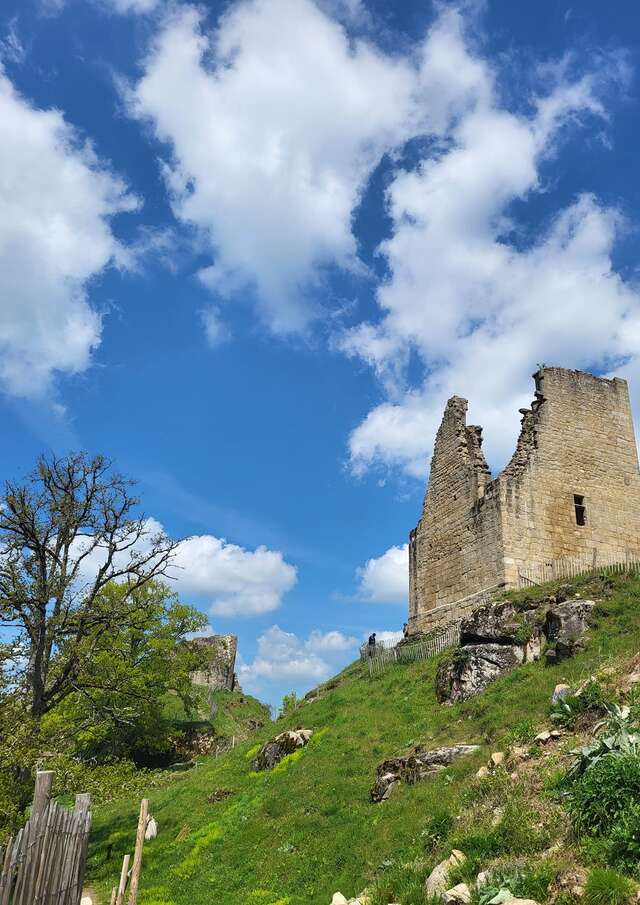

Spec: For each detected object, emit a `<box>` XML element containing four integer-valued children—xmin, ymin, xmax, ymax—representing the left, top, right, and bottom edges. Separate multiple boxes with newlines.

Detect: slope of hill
<box><xmin>87</xmin><ymin>573</ymin><xmax>640</xmax><ymax>905</ymax></box>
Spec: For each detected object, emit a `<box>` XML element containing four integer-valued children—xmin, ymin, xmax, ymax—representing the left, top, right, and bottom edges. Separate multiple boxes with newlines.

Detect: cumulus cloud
<box><xmin>170</xmin><ymin>532</ymin><xmax>297</xmax><ymax>617</ymax></box>
<box><xmin>356</xmin><ymin>544</ymin><xmax>408</xmax><ymax>603</ymax></box>
<box><xmin>74</xmin><ymin>517</ymin><xmax>297</xmax><ymax>617</ymax></box>
<box><xmin>0</xmin><ymin>68</ymin><xmax>136</xmax><ymax>398</ymax></box>
<box><xmin>342</xmin><ymin>16</ymin><xmax>639</xmax><ymax>478</ymax></box>
<box><xmin>238</xmin><ymin>625</ymin><xmax>359</xmax><ymax>691</ymax></box>
<box><xmin>126</xmin><ymin>0</ymin><xmax>440</xmax><ymax>335</ymax></box>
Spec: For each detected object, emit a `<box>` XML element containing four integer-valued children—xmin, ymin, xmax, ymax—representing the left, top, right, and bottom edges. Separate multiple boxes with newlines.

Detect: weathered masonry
<box><xmin>190</xmin><ymin>634</ymin><xmax>239</xmax><ymax>691</ymax></box>
<box><xmin>409</xmin><ymin>367</ymin><xmax>640</xmax><ymax>633</ymax></box>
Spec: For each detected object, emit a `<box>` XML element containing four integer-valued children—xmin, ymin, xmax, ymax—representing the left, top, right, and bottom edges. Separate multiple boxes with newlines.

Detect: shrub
<box><xmin>567</xmin><ymin>754</ymin><xmax>640</xmax><ymax>836</ymax></box>
<box><xmin>584</xmin><ymin>868</ymin><xmax>634</xmax><ymax>905</ymax></box>
<box><xmin>604</xmin><ymin>801</ymin><xmax>640</xmax><ymax>878</ymax></box>
<box><xmin>564</xmin><ymin>705</ymin><xmax>640</xmax><ymax>782</ymax></box>
<box><xmin>476</xmin><ymin>861</ymin><xmax>553</xmax><ymax>903</ymax></box>
<box><xmin>550</xmin><ymin>681</ymin><xmax>608</xmax><ymax>730</ymax></box>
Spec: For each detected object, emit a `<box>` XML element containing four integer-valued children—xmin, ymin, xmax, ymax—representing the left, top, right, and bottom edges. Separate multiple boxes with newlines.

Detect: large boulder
<box><xmin>544</xmin><ymin>600</ymin><xmax>595</xmax><ymax>660</ymax></box>
<box><xmin>461</xmin><ymin>600</ymin><xmax>541</xmax><ymax>647</ymax></box>
<box><xmin>436</xmin><ymin>644</ymin><xmax>524</xmax><ymax>704</ymax></box>
<box><xmin>251</xmin><ymin>729</ymin><xmax>313</xmax><ymax>771</ymax></box>
<box><xmin>370</xmin><ymin>744</ymin><xmax>480</xmax><ymax>802</ymax></box>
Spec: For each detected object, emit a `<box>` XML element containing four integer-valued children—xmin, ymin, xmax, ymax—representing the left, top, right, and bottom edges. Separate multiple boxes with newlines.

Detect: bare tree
<box><xmin>0</xmin><ymin>453</ymin><xmax>179</xmax><ymax>717</ymax></box>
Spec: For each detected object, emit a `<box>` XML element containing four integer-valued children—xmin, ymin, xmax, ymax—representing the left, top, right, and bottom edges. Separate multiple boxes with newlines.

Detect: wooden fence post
<box><xmin>32</xmin><ymin>770</ymin><xmax>54</xmax><ymax>820</ymax></box>
<box><xmin>127</xmin><ymin>799</ymin><xmax>149</xmax><ymax>905</ymax></box>
<box><xmin>115</xmin><ymin>853</ymin><xmax>131</xmax><ymax>905</ymax></box>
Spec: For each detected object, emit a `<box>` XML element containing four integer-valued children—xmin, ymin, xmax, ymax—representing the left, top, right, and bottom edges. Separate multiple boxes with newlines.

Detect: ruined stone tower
<box><xmin>190</xmin><ymin>634</ymin><xmax>239</xmax><ymax>691</ymax></box>
<box><xmin>409</xmin><ymin>368</ymin><xmax>640</xmax><ymax>633</ymax></box>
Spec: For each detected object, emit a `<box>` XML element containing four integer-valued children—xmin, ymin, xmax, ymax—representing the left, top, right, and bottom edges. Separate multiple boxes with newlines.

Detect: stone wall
<box><xmin>499</xmin><ymin>368</ymin><xmax>640</xmax><ymax>585</ymax></box>
<box><xmin>409</xmin><ymin>397</ymin><xmax>504</xmax><ymax>632</ymax></box>
<box><xmin>409</xmin><ymin>367</ymin><xmax>640</xmax><ymax>634</ymax></box>
<box><xmin>190</xmin><ymin>634</ymin><xmax>238</xmax><ymax>692</ymax></box>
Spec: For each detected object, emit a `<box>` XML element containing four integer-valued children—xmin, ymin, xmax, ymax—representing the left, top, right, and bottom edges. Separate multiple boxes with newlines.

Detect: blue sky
<box><xmin>1</xmin><ymin>0</ymin><xmax>640</xmax><ymax>706</ymax></box>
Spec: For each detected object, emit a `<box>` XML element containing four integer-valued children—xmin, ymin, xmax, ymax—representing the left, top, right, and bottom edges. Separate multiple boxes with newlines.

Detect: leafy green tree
<box><xmin>0</xmin><ymin>452</ymin><xmax>178</xmax><ymax>717</ymax></box>
<box><xmin>46</xmin><ymin>580</ymin><xmax>207</xmax><ymax>762</ymax></box>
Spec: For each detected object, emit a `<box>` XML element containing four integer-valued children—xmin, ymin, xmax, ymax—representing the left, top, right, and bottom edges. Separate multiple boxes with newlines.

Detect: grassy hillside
<box><xmin>87</xmin><ymin>573</ymin><xmax>640</xmax><ymax>905</ymax></box>
<box><xmin>163</xmin><ymin>686</ymin><xmax>271</xmax><ymax>742</ymax></box>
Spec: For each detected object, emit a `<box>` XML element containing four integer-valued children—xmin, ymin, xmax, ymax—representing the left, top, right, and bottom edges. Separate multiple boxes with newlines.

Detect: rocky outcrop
<box><xmin>190</xmin><ymin>634</ymin><xmax>239</xmax><ymax>691</ymax></box>
<box><xmin>437</xmin><ymin>644</ymin><xmax>525</xmax><ymax>704</ymax></box>
<box><xmin>544</xmin><ymin>600</ymin><xmax>595</xmax><ymax>662</ymax></box>
<box><xmin>371</xmin><ymin>745</ymin><xmax>479</xmax><ymax>802</ymax></box>
<box><xmin>437</xmin><ymin>597</ymin><xmax>595</xmax><ymax>704</ymax></box>
<box><xmin>251</xmin><ymin>729</ymin><xmax>313</xmax><ymax>771</ymax></box>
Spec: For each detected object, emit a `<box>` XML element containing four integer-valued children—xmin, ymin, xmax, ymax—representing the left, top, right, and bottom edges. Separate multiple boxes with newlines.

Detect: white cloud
<box><xmin>200</xmin><ymin>306</ymin><xmax>230</xmax><ymax>348</ymax></box>
<box><xmin>126</xmin><ymin>0</ymin><xmax>429</xmax><ymax>335</ymax></box>
<box><xmin>170</xmin><ymin>532</ymin><xmax>297</xmax><ymax>617</ymax></box>
<box><xmin>356</xmin><ymin>544</ymin><xmax>408</xmax><ymax>603</ymax></box>
<box><xmin>107</xmin><ymin>0</ymin><xmax>159</xmax><ymax>11</ymax></box>
<box><xmin>0</xmin><ymin>19</ymin><xmax>25</xmax><ymax>64</ymax></box>
<box><xmin>238</xmin><ymin>625</ymin><xmax>359</xmax><ymax>691</ymax></box>
<box><xmin>341</xmin><ymin>15</ymin><xmax>639</xmax><ymax>478</ymax></box>
<box><xmin>0</xmin><ymin>68</ymin><xmax>136</xmax><ymax>398</ymax></box>
<box><xmin>73</xmin><ymin>517</ymin><xmax>297</xmax><ymax>618</ymax></box>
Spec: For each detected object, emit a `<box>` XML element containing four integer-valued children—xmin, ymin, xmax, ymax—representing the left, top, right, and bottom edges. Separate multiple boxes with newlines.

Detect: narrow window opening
<box><xmin>574</xmin><ymin>494</ymin><xmax>586</xmax><ymax>527</ymax></box>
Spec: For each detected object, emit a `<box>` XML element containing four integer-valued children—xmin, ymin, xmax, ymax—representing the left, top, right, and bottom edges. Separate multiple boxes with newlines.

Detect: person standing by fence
<box><xmin>367</xmin><ymin>632</ymin><xmax>376</xmax><ymax>657</ymax></box>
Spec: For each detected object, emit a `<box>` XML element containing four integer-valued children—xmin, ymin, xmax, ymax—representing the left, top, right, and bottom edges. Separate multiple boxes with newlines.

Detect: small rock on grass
<box><xmin>424</xmin><ymin>850</ymin><xmax>466</xmax><ymax>897</ymax></box>
<box><xmin>552</xmin><ymin>683</ymin><xmax>571</xmax><ymax>703</ymax></box>
<box><xmin>442</xmin><ymin>882</ymin><xmax>471</xmax><ymax>904</ymax></box>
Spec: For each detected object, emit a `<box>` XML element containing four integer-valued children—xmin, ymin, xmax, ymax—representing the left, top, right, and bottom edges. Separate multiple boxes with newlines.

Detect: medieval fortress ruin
<box><xmin>190</xmin><ymin>634</ymin><xmax>240</xmax><ymax>692</ymax></box>
<box><xmin>408</xmin><ymin>367</ymin><xmax>640</xmax><ymax>634</ymax></box>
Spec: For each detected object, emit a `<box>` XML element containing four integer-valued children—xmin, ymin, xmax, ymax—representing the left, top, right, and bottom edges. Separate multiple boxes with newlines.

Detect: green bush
<box><xmin>604</xmin><ymin>801</ymin><xmax>640</xmax><ymax>878</ymax></box>
<box><xmin>584</xmin><ymin>868</ymin><xmax>634</xmax><ymax>905</ymax></box>
<box><xmin>567</xmin><ymin>754</ymin><xmax>640</xmax><ymax>836</ymax></box>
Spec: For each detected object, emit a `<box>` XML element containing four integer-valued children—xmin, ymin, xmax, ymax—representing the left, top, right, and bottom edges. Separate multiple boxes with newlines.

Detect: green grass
<box><xmin>162</xmin><ymin>686</ymin><xmax>269</xmax><ymax>734</ymax></box>
<box><xmin>88</xmin><ymin>573</ymin><xmax>640</xmax><ymax>905</ymax></box>
<box><xmin>584</xmin><ymin>868</ymin><xmax>635</xmax><ymax>905</ymax></box>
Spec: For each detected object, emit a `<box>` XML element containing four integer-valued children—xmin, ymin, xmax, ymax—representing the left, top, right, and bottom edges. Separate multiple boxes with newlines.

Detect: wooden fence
<box><xmin>517</xmin><ymin>550</ymin><xmax>640</xmax><ymax>587</ymax></box>
<box><xmin>0</xmin><ymin>771</ymin><xmax>91</xmax><ymax>905</ymax></box>
<box><xmin>364</xmin><ymin>621</ymin><xmax>462</xmax><ymax>678</ymax></box>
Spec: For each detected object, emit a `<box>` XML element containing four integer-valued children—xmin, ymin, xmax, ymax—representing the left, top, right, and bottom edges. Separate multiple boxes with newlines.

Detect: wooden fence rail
<box><xmin>0</xmin><ymin>771</ymin><xmax>91</xmax><ymax>905</ymax></box>
<box><xmin>517</xmin><ymin>550</ymin><xmax>640</xmax><ymax>588</ymax></box>
<box><xmin>365</xmin><ymin>552</ymin><xmax>640</xmax><ymax>679</ymax></box>
<box><xmin>365</xmin><ymin>621</ymin><xmax>462</xmax><ymax>678</ymax></box>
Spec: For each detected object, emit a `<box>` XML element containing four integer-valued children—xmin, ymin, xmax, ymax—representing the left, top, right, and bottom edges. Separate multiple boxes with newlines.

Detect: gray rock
<box><xmin>251</xmin><ymin>729</ymin><xmax>313</xmax><ymax>771</ymax></box>
<box><xmin>551</xmin><ymin>683</ymin><xmax>572</xmax><ymax>704</ymax></box>
<box><xmin>545</xmin><ymin>600</ymin><xmax>595</xmax><ymax>660</ymax></box>
<box><xmin>371</xmin><ymin>745</ymin><xmax>479</xmax><ymax>802</ymax></box>
<box><xmin>461</xmin><ymin>601</ymin><xmax>541</xmax><ymax>647</ymax></box>
<box><xmin>436</xmin><ymin>644</ymin><xmax>524</xmax><ymax>704</ymax></box>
